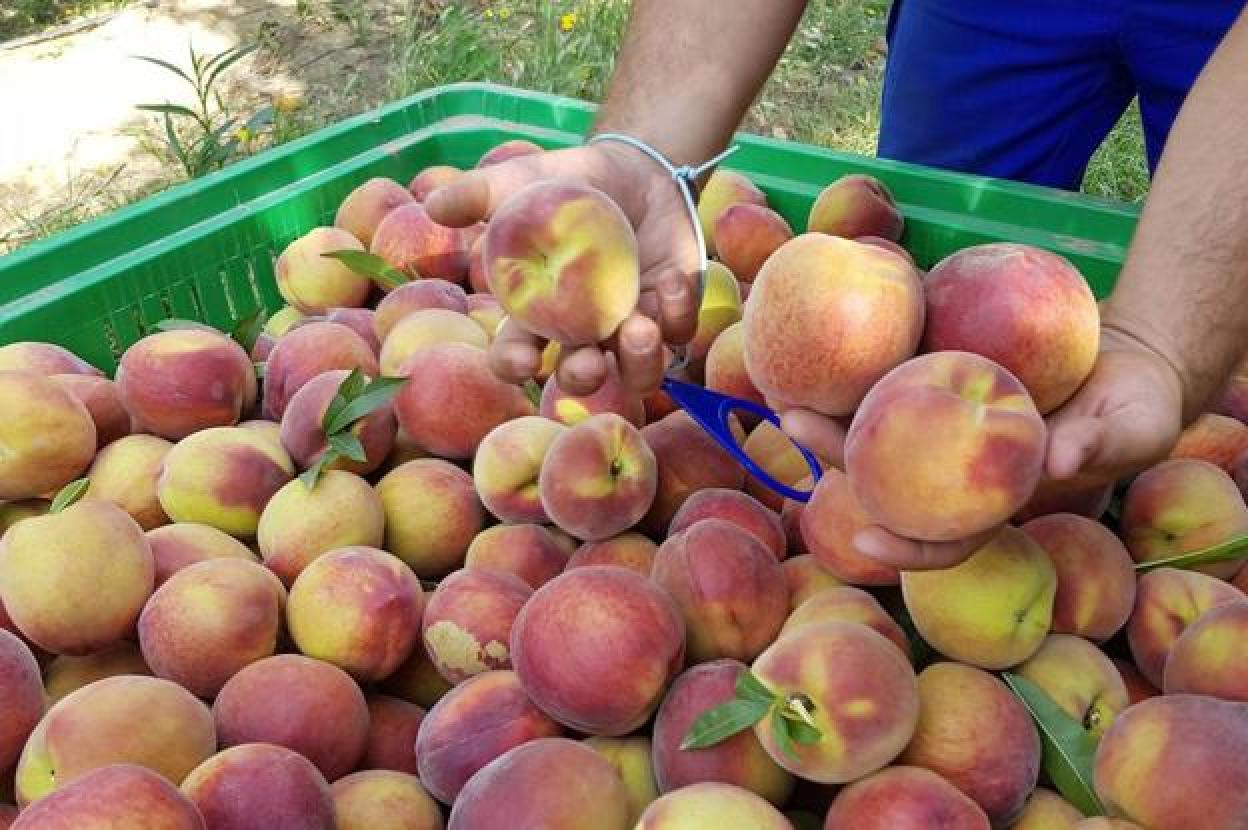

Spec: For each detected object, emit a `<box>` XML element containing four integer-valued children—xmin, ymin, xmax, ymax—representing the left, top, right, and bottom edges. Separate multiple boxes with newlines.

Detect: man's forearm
<box><xmin>1104</xmin><ymin>7</ymin><xmax>1248</xmax><ymax>421</ymax></box>
<box><xmin>591</xmin><ymin>0</ymin><xmax>808</xmax><ymax>168</ymax></box>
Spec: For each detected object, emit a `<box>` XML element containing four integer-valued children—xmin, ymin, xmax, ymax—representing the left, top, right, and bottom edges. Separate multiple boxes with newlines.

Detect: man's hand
<box><xmin>424</xmin><ymin>142</ymin><xmax>702</xmax><ymax>398</ymax></box>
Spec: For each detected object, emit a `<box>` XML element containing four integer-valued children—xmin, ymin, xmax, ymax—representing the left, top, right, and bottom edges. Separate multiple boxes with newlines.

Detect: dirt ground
<box><xmin>0</xmin><ymin>0</ymin><xmax>404</xmax><ymax>253</ymax></box>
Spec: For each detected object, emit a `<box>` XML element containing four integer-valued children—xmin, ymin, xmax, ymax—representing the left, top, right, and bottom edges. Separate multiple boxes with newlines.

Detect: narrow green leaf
<box><xmin>50</xmin><ymin>478</ymin><xmax>90</xmax><ymax>513</ymax></box>
<box><xmin>151</xmin><ymin>318</ymin><xmax>217</xmax><ymax>334</ymax></box>
<box><xmin>680</xmin><ymin>698</ymin><xmax>771</xmax><ymax>751</ymax></box>
<box><xmin>523</xmin><ymin>379</ymin><xmax>542</xmax><ymax>408</ymax></box>
<box><xmin>253</xmin><ymin>361</ymin><xmax>266</xmax><ymax>379</ymax></box>
<box><xmin>321</xmin><ymin>369</ymin><xmax>368</xmax><ymax>434</ymax></box>
<box><xmin>1003</xmin><ymin>673</ymin><xmax>1105</xmax><ymax>817</ymax></box>
<box><xmin>204</xmin><ymin>43</ymin><xmax>259</xmax><ymax>92</ymax></box>
<box><xmin>328</xmin><ymin>431</ymin><xmax>367</xmax><ymax>463</ymax></box>
<box><xmin>131</xmin><ymin>54</ymin><xmax>194</xmax><ymax>85</ymax></box>
<box><xmin>299</xmin><ymin>450</ymin><xmax>337</xmax><ymax>490</ymax></box>
<box><xmin>788</xmin><ymin>720</ymin><xmax>822</xmax><ymax>745</ymax></box>
<box><xmin>324</xmin><ymin>377</ymin><xmax>406</xmax><ymax>436</ymax></box>
<box><xmin>1133</xmin><ymin>533</ymin><xmax>1248</xmax><ymax>574</ymax></box>
<box><xmin>770</xmin><ymin>707</ymin><xmax>800</xmax><ymax>762</ymax></box>
<box><xmin>230</xmin><ymin>308</ymin><xmax>266</xmax><ymax>352</ymax></box>
<box><xmin>136</xmin><ymin>103</ymin><xmax>200</xmax><ymax>120</ymax></box>
<box><xmin>162</xmin><ymin>113</ymin><xmax>193</xmax><ymax>178</ymax></box>
<box><xmin>735</xmin><ymin>668</ymin><xmax>775</xmax><ymax>706</ymax></box>
<box><xmin>321</xmin><ymin>250</ymin><xmax>408</xmax><ymax>290</ymax></box>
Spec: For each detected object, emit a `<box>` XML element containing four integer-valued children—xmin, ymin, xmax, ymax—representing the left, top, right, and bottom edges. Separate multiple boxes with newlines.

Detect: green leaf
<box><xmin>253</xmin><ymin>361</ymin><xmax>266</xmax><ymax>379</ymax></box>
<box><xmin>162</xmin><ymin>112</ymin><xmax>193</xmax><ymax>178</ymax></box>
<box><xmin>523</xmin><ymin>379</ymin><xmax>542</xmax><ymax>408</ymax></box>
<box><xmin>320</xmin><ymin>250</ymin><xmax>409</xmax><ymax>290</ymax></box>
<box><xmin>1133</xmin><ymin>533</ymin><xmax>1248</xmax><ymax>574</ymax></box>
<box><xmin>788</xmin><ymin>720</ymin><xmax>822</xmax><ymax>745</ymax></box>
<box><xmin>136</xmin><ymin>103</ymin><xmax>200</xmax><ymax>120</ymax></box>
<box><xmin>151</xmin><ymin>318</ymin><xmax>217</xmax><ymax>334</ymax></box>
<box><xmin>321</xmin><ymin>369</ymin><xmax>368</xmax><ymax>433</ymax></box>
<box><xmin>230</xmin><ymin>308</ymin><xmax>266</xmax><ymax>352</ymax></box>
<box><xmin>735</xmin><ymin>668</ymin><xmax>775</xmax><ymax>706</ymax></box>
<box><xmin>299</xmin><ymin>450</ymin><xmax>337</xmax><ymax>490</ymax></box>
<box><xmin>1003</xmin><ymin>673</ymin><xmax>1105</xmax><ymax>817</ymax></box>
<box><xmin>679</xmin><ymin>697</ymin><xmax>771</xmax><ymax>751</ymax></box>
<box><xmin>131</xmin><ymin>54</ymin><xmax>194</xmax><ymax>85</ymax></box>
<box><xmin>770</xmin><ymin>707</ymin><xmax>800</xmax><ymax>762</ymax></box>
<box><xmin>50</xmin><ymin>478</ymin><xmax>90</xmax><ymax>513</ymax></box>
<box><xmin>204</xmin><ymin>43</ymin><xmax>260</xmax><ymax>93</ymax></box>
<box><xmin>324</xmin><ymin>377</ymin><xmax>406</xmax><ymax>436</ymax></box>
<box><xmin>328</xmin><ymin>430</ymin><xmax>367</xmax><ymax>463</ymax></box>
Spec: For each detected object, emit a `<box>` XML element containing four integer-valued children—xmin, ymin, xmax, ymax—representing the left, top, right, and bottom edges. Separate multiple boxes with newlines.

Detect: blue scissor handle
<box><xmin>661</xmin><ymin>376</ymin><xmax>823</xmax><ymax>503</ymax></box>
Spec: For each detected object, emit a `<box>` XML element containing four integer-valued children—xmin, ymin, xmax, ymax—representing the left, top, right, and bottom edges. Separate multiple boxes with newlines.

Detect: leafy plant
<box><xmin>49</xmin><ymin>478</ymin><xmax>90</xmax><ymax>513</ymax></box>
<box><xmin>133</xmin><ymin>41</ymin><xmax>274</xmax><ymax>180</ymax></box>
<box><xmin>681</xmin><ymin>668</ymin><xmax>822</xmax><ymax>762</ymax></box>
<box><xmin>299</xmin><ymin>369</ymin><xmax>407</xmax><ymax>489</ymax></box>
<box><xmin>1133</xmin><ymin>532</ymin><xmax>1248</xmax><ymax>573</ymax></box>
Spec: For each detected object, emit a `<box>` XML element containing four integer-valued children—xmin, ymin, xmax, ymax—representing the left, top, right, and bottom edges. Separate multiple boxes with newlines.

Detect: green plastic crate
<box><xmin>0</xmin><ymin>82</ymin><xmax>1141</xmax><ymax>373</ymax></box>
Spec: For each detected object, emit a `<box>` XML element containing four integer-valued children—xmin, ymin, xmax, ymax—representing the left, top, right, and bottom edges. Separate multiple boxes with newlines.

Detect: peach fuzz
<box><xmin>1017</xmin><ymin>634</ymin><xmax>1129</xmax><ymax>740</ymax></box>
<box><xmin>0</xmin><ymin>630</ymin><xmax>43</xmax><ymax>775</ymax></box>
<box><xmin>714</xmin><ymin>202</ymin><xmax>794</xmax><ymax>282</ymax></box>
<box><xmin>567</xmin><ymin>531</ymin><xmax>658</xmax><ymax>576</ymax></box>
<box><xmin>921</xmin><ymin>242</ymin><xmax>1100</xmax><ymax>413</ymax></box>
<box><xmin>0</xmin><ymin>341</ymin><xmax>101</xmax><ymax>376</ymax></box>
<box><xmin>275</xmin><ymin>226</ymin><xmax>371</xmax><ymax>314</ymax></box>
<box><xmin>376</xmin><ymin>458</ymin><xmax>484</xmax><ymax>578</ymax></box>
<box><xmin>781</xmin><ymin>554</ymin><xmax>843</xmax><ymax>610</ymax></box>
<box><xmin>539</xmin><ymin>412</ymin><xmax>658</xmax><ymax>541</ymax></box>
<box><xmin>1094</xmin><ymin>694</ymin><xmax>1248</xmax><ymax>830</ymax></box>
<box><xmin>807</xmin><ymin>172</ymin><xmax>904</xmax><ymax>241</ymax></box>
<box><xmin>156</xmin><ymin>426</ymin><xmax>294</xmax><ymax>538</ymax></box>
<box><xmin>751</xmin><ymin>621</ymin><xmax>919</xmax><ymax>784</ymax></box>
<box><xmin>473</xmin><ymin>415</ymin><xmax>566</xmax><ymax>523</ymax></box>
<box><xmin>181</xmin><ymin>743</ymin><xmax>334</xmax><ymax>830</ymax></box>
<box><xmin>651</xmin><ymin>659</ymin><xmax>794</xmax><ymax>806</ymax></box>
<box><xmin>408</xmin><ymin>163</ymin><xmax>464</xmax><ymax>199</ymax></box>
<box><xmin>261</xmin><ymin>320</ymin><xmax>378</xmax><ymax>420</ymax></box>
<box><xmin>287</xmin><ymin>546</ymin><xmax>423</xmax><ymax>682</ymax></box>
<box><xmin>0</xmin><ymin>370</ymin><xmax>96</xmax><ymax>500</ymax></box>
<box><xmin>373</xmin><ymin>278</ymin><xmax>468</xmax><ymax>340</ymax></box>
<box><xmin>482</xmin><ymin>179</ymin><xmax>639</xmax><ymax>346</ymax></box>
<box><xmin>332</xmin><ymin>770</ymin><xmax>443</xmax><ymax>830</ymax></box>
<box><xmin>0</xmin><ymin>499</ymin><xmax>153</xmax><ymax>656</ymax></box>
<box><xmin>213</xmin><ymin>653</ymin><xmax>369</xmax><ymax>782</ymax></box>
<box><xmin>51</xmin><ymin>374</ymin><xmax>129</xmax><ymax>447</ymax></box>
<box><xmin>1021</xmin><ymin>513</ymin><xmax>1136</xmax><ymax>642</ymax></box>
<box><xmin>15</xmin><ymin>675</ymin><xmax>215</xmax><ymax>806</ymax></box>
<box><xmin>392</xmin><ymin>342</ymin><xmax>534</xmax><ymax>459</ymax></box>
<box><xmin>696</xmin><ymin>169</ymin><xmax>767</xmax><ymax>256</ymax></box>
<box><xmin>640</xmin><ymin>410</ymin><xmax>745</xmax><ymax>535</ymax></box>
<box><xmin>540</xmin><ymin>352</ymin><xmax>645</xmax><ymax>427</ymax></box>
<box><xmin>844</xmin><ymin>350</ymin><xmax>1047</xmax><ymax>541</ymax></box>
<box><xmin>636</xmin><ymin>781</ymin><xmax>792</xmax><ymax>829</ymax></box>
<box><xmin>145</xmin><ymin>522</ymin><xmax>258</xmax><ymax>586</ymax></box>
<box><xmin>84</xmin><ymin>433</ymin><xmax>172</xmax><ymax>530</ymax></box>
<box><xmin>279</xmin><ymin>368</ymin><xmax>396</xmax><ymax>475</ymax></box>
<box><xmin>416</xmin><ymin>669</ymin><xmax>562</xmax><ymax>804</ymax></box>
<box><xmin>800</xmin><ymin>467</ymin><xmax>900</xmax><ymax>586</ymax></box>
<box><xmin>371</xmin><ymin>201</ymin><xmax>471</xmax><ymax>282</ymax></box>
<box><xmin>822</xmin><ymin>766</ymin><xmax>990</xmax><ymax>830</ymax></box>
<box><xmin>1011</xmin><ymin>786</ymin><xmax>1084</xmax><ymax>829</ymax></box>
<box><xmin>464</xmin><ymin>523</ymin><xmax>570</xmax><ymax>589</ymax></box>
<box><xmin>42</xmin><ymin>642</ymin><xmax>152</xmax><ymax>704</ymax></box>
<box><xmin>378</xmin><ymin>307</ymin><xmax>488</xmax><ymax>375</ymax></box>
<box><xmin>743</xmin><ymin>233</ymin><xmax>923</xmax><ymax>416</ymax></box>
<box><xmin>334</xmin><ymin>176</ymin><xmax>413</xmax><ymax>247</ymax></box>
<box><xmin>422</xmin><ymin>568</ymin><xmax>531</xmax><ymax>684</ymax></box>
<box><xmin>360</xmin><ymin>694</ymin><xmax>424</xmax><ymax>775</ymax></box>
<box><xmin>11</xmin><ymin>764</ymin><xmax>206</xmax><ymax>830</ymax></box>
<box><xmin>447</xmin><ymin>737</ymin><xmax>630</xmax><ymax>830</ymax></box>
<box><xmin>1169</xmin><ymin>413</ymin><xmax>1248</xmax><ymax>472</ymax></box>
<box><xmin>512</xmin><ymin>566</ymin><xmax>685</xmax><ymax>736</ymax></box>
<box><xmin>1163</xmin><ymin>600</ymin><xmax>1248</xmax><ymax>700</ymax></box>
<box><xmin>653</xmin><ymin>518</ymin><xmax>789</xmax><ymax>663</ymax></box>
<box><xmin>1125</xmin><ymin>566</ymin><xmax>1243</xmax><ymax>688</ymax></box>
<box><xmin>743</xmin><ymin>420</ymin><xmax>822</xmax><ymax>511</ymax></box>
<box><xmin>706</xmin><ymin>320</ymin><xmax>765</xmax><ymax>408</ymax></box>
<box><xmin>781</xmin><ymin>586</ymin><xmax>909</xmax><ymax>658</ymax></box>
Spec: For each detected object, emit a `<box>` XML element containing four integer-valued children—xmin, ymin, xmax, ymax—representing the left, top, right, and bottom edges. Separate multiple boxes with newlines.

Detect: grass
<box><xmin>0</xmin><ymin>0</ymin><xmax>128</xmax><ymax>41</ymax></box>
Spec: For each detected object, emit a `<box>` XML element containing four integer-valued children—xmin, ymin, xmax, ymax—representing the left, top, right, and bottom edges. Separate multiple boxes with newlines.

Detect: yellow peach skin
<box><xmin>332</xmin><ymin>770</ymin><xmax>443</xmax><ymax>830</ymax></box>
<box><xmin>0</xmin><ymin>370</ymin><xmax>96</xmax><ymax>500</ymax></box>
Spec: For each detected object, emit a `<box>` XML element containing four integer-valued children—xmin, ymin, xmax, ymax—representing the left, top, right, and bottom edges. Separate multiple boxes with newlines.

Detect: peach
<box><xmin>182</xmin><ymin>743</ymin><xmax>334</xmax><ymax>830</ymax></box>
<box><xmin>512</xmin><ymin>565</ymin><xmax>685</xmax><ymax>735</ymax></box>
<box><xmin>856</xmin><ymin>234</ymin><xmax>914</xmax><ymax>262</ymax></box>
<box><xmin>922</xmin><ymin>243</ymin><xmax>1100</xmax><ymax>413</ymax></box>
<box><xmin>477</xmin><ymin>139</ymin><xmax>544</xmax><ymax>167</ymax></box>
<box><xmin>583</xmin><ymin>736</ymin><xmax>657</xmax><ymax>824</ymax></box>
<box><xmin>51</xmin><ymin>374</ymin><xmax>129</xmax><ymax>447</ymax></box>
<box><xmin>359</xmin><ymin>695</ymin><xmax>424</xmax><ymax>775</ymax></box>
<box><xmin>464</xmin><ymin>523</ymin><xmax>571</xmax><ymax>589</ymax></box>
<box><xmin>146</xmin><ymin>522</ymin><xmax>258</xmax><ymax>586</ymax></box>
<box><xmin>641</xmin><ymin>410</ymin><xmax>746</xmax><ymax>534</ymax></box>
<box><xmin>1111</xmin><ymin>658</ymin><xmax>1160</xmax><ymax>705</ymax></box>
<box><xmin>392</xmin><ymin>343</ymin><xmax>533</xmax><ymax>459</ymax></box>
<box><xmin>696</xmin><ymin>169</ymin><xmax>767</xmax><ymax>256</ymax></box>
<box><xmin>473</xmin><ymin>415</ymin><xmax>566</xmax><ymax>523</ymax></box>
<box><xmin>467</xmin><ymin>291</ymin><xmax>507</xmax><ymax>338</ymax></box>
<box><xmin>0</xmin><ymin>342</ymin><xmax>101</xmax><ymax>376</ymax></box>
<box><xmin>332</xmin><ymin>770</ymin><xmax>443</xmax><ymax>830</ymax></box>
<box><xmin>1169</xmin><ymin>413</ymin><xmax>1248</xmax><ymax>473</ymax></box>
<box><xmin>213</xmin><ymin>653</ymin><xmax>369</xmax><ymax>781</ymax></box>
<box><xmin>278</xmin><ymin>369</ymin><xmax>396</xmax><ymax>475</ymax></box>
<box><xmin>237</xmin><ymin>417</ymin><xmax>284</xmax><ymax>449</ymax></box>
<box><xmin>381</xmin><ymin>640</ymin><xmax>454</xmax><ymax>709</ymax></box>
<box><xmin>651</xmin><ymin>659</ymin><xmax>794</xmax><ymax>806</ymax></box>
<box><xmin>541</xmin><ymin>353</ymin><xmax>645</xmax><ymax>427</ymax></box>
<box><xmin>0</xmin><ymin>501</ymin><xmax>46</xmax><ymax>535</ymax></box>
<box><xmin>1163</xmin><ymin>600</ymin><xmax>1248</xmax><ymax>700</ymax></box>
<box><xmin>0</xmin><ymin>370</ymin><xmax>96</xmax><ymax>500</ymax></box>
<box><xmin>409</xmin><ymin>163</ymin><xmax>463</xmax><ymax>199</ymax></box>
<box><xmin>261</xmin><ymin>320</ymin><xmax>378</xmax><ymax>420</ymax></box>
<box><xmin>686</xmin><ymin>262</ymin><xmax>743</xmax><ymax>370</ymax></box>
<box><xmin>781</xmin><ymin>554</ymin><xmax>843</xmax><ymax>610</ymax></box>
<box><xmin>742</xmin><ymin>420</ymin><xmax>821</xmax><ymax>511</ymax></box>
<box><xmin>670</xmin><ymin>487</ymin><xmax>785</xmax><ymax>561</ymax></box>
<box><xmin>275</xmin><ymin>226</ymin><xmax>372</xmax><ymax>314</ymax></box>
<box><xmin>334</xmin><ymin>176</ymin><xmax>413</xmax><ymax>247</ymax></box>
<box><xmin>371</xmin><ymin>201</ymin><xmax>471</xmax><ymax>282</ymax></box>
<box><xmin>1094</xmin><ymin>694</ymin><xmax>1248</xmax><ymax>829</ymax></box>
<box><xmin>1022</xmin><ymin>513</ymin><xmax>1137</xmax><ymax>642</ymax></box>
<box><xmin>257</xmin><ymin>471</ymin><xmax>386</xmax><ymax>584</ymax></box>
<box><xmin>1126</xmin><ymin>566</ymin><xmax>1243</xmax><ymax>688</ymax></box>
<box><xmin>374</xmin><ymin>278</ymin><xmax>468</xmax><ymax>340</ymax></box>
<box><xmin>415</xmin><ymin>669</ymin><xmax>562</xmax><ymax>804</ymax></box>
<box><xmin>11</xmin><ymin>764</ymin><xmax>206</xmax><ymax>830</ymax></box>
<box><xmin>1017</xmin><ymin>634</ymin><xmax>1129</xmax><ymax>741</ymax></box>
<box><xmin>636</xmin><ymin>781</ymin><xmax>792</xmax><ymax>828</ymax></box>
<box><xmin>714</xmin><ymin>203</ymin><xmax>794</xmax><ymax>282</ymax></box>
<box><xmin>482</xmin><ymin>179</ymin><xmax>639</xmax><ymax>347</ymax></box>
<box><xmin>466</xmin><ymin>235</ymin><xmax>489</xmax><ymax>293</ymax></box>
<box><xmin>421</xmin><ymin>568</ymin><xmax>532</xmax><ymax>684</ymax></box>
<box><xmin>781</xmin><ymin>586</ymin><xmax>909</xmax><ymax>657</ymax></box>
<box><xmin>705</xmin><ymin>321</ymin><xmax>765</xmax><ymax>408</ymax></box>
<box><xmin>902</xmin><ymin>525</ymin><xmax>1056</xmax><ymax>669</ymax></box>
<box><xmin>800</xmin><ymin>467</ymin><xmax>900</xmax><ymax>586</ymax></box>
<box><xmin>1014</xmin><ymin>478</ymin><xmax>1114</xmax><ymax>523</ymax></box>
<box><xmin>1011</xmin><ymin>786</ymin><xmax>1084</xmax><ymax>830</ymax></box>
<box><xmin>0</xmin><ymin>499</ymin><xmax>153</xmax><ymax>656</ymax></box>
<box><xmin>376</xmin><ymin>458</ymin><xmax>484</xmax><ymax>577</ymax></box>
<box><xmin>567</xmin><ymin>531</ymin><xmax>658</xmax><ymax>576</ymax></box>
<box><xmin>156</xmin><ymin>426</ymin><xmax>295</xmax><ymax>538</ymax></box>
<box><xmin>538</xmin><ymin>412</ymin><xmax>658</xmax><ymax>541</ymax></box>
<box><xmin>379</xmin><ymin>307</ymin><xmax>488</xmax><ymax>375</ymax></box>
<box><xmin>844</xmin><ymin>351</ymin><xmax>1047</xmax><ymax>541</ymax></box>
<box><xmin>0</xmin><ymin>631</ymin><xmax>42</xmax><ymax>776</ymax></box>
<box><xmin>743</xmin><ymin>233</ymin><xmax>923</xmax><ymax>416</ymax></box>
<box><xmin>750</xmin><ymin>621</ymin><xmax>919</xmax><ymax>783</ymax></box>
<box><xmin>823</xmin><ymin>766</ymin><xmax>990</xmax><ymax>830</ymax></box>
<box><xmin>42</xmin><ymin>642</ymin><xmax>151</xmax><ymax>703</ymax></box>
<box><xmin>84</xmin><ymin>433</ymin><xmax>172</xmax><ymax>530</ymax></box>
<box><xmin>1120</xmin><ymin>458</ymin><xmax>1248</xmax><ymax>579</ymax></box>
<box><xmin>15</xmin><ymin>675</ymin><xmax>215</xmax><ymax>805</ymax></box>
<box><xmin>323</xmin><ymin>307</ymin><xmax>381</xmax><ymax>354</ymax></box>
<box><xmin>653</xmin><ymin>518</ymin><xmax>789</xmax><ymax>663</ymax></box>
<box><xmin>807</xmin><ymin>173</ymin><xmax>904</xmax><ymax>241</ymax></box>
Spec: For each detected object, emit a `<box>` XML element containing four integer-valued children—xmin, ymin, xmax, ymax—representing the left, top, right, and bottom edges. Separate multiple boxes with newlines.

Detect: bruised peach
<box><xmin>376</xmin><ymin>459</ymin><xmax>484</xmax><ymax>578</ymax></box>
<box><xmin>85</xmin><ymin>433</ymin><xmax>172</xmax><ymax>530</ymax></box>
<box><xmin>279</xmin><ymin>369</ymin><xmax>396</xmax><ymax>476</ymax></box>
<box><xmin>182</xmin><ymin>743</ymin><xmax>334</xmax><ymax>830</ymax></box>
<box><xmin>421</xmin><ymin>568</ymin><xmax>532</xmax><ymax>684</ymax></box>
<box><xmin>473</xmin><ymin>415</ymin><xmax>566</xmax><ymax>523</ymax></box>
<box><xmin>0</xmin><ymin>370</ymin><xmax>96</xmax><ymax>500</ymax></box>
<box><xmin>807</xmin><ymin>173</ymin><xmax>904</xmax><ymax>241</ymax></box>
<box><xmin>566</xmin><ymin>532</ymin><xmax>658</xmax><ymax>576</ymax></box>
<box><xmin>464</xmin><ymin>523</ymin><xmax>570</xmax><ymax>589</ymax></box>
<box><xmin>334</xmin><ymin>176</ymin><xmax>413</xmax><ymax>248</ymax></box>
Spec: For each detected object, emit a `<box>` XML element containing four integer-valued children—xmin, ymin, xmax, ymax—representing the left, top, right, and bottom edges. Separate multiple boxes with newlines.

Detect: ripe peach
<box><xmin>1163</xmin><ymin>600</ymin><xmax>1248</xmax><ymax>700</ymax></box>
<box><xmin>331</xmin><ymin>770</ymin><xmax>443</xmax><ymax>830</ymax></box>
<box><xmin>482</xmin><ymin>179</ymin><xmax>639</xmax><ymax>347</ymax></box>
<box><xmin>372</xmin><ymin>201</ymin><xmax>472</xmax><ymax>282</ymax></box>
<box><xmin>213</xmin><ymin>653</ymin><xmax>369</xmax><ymax>782</ymax></box>
<box><xmin>473</xmin><ymin>415</ymin><xmax>566</xmax><ymax>523</ymax></box>
<box><xmin>182</xmin><ymin>743</ymin><xmax>334</xmax><ymax>830</ymax></box>
<box><xmin>146</xmin><ymin>522</ymin><xmax>258</xmax><ymax>586</ymax></box>
<box><xmin>856</xmin><ymin>234</ymin><xmax>915</xmax><ymax>262</ymax></box>
<box><xmin>409</xmin><ymin>163</ymin><xmax>464</xmax><ymax>199</ymax></box>
<box><xmin>1017</xmin><ymin>634</ymin><xmax>1129</xmax><ymax>740</ymax></box>
<box><xmin>335</xmin><ymin>176</ymin><xmax>414</xmax><ymax>247</ymax></box>
<box><xmin>373</xmin><ymin>278</ymin><xmax>468</xmax><ymax>340</ymax></box>
<box><xmin>360</xmin><ymin>694</ymin><xmax>424</xmax><ymax>775</ymax></box>
<box><xmin>714</xmin><ymin>203</ymin><xmax>794</xmax><ymax>282</ymax></box>
<box><xmin>696</xmin><ymin>169</ymin><xmax>767</xmax><ymax>256</ymax></box>
<box><xmin>464</xmin><ymin>523</ymin><xmax>571</xmax><ymax>589</ymax></box>
<box><xmin>567</xmin><ymin>531</ymin><xmax>658</xmax><ymax>576</ymax></box>
<box><xmin>51</xmin><ymin>374</ymin><xmax>129</xmax><ymax>447</ymax></box>
<box><xmin>84</xmin><ymin>433</ymin><xmax>172</xmax><ymax>530</ymax></box>
<box><xmin>11</xmin><ymin>764</ymin><xmax>206</xmax><ymax>830</ymax></box>
<box><xmin>324</xmin><ymin>307</ymin><xmax>381</xmax><ymax>355</ymax></box>
<box><xmin>0</xmin><ymin>342</ymin><xmax>101</xmax><ymax>376</ymax></box>
<box><xmin>540</xmin><ymin>353</ymin><xmax>645</xmax><ymax>426</ymax></box>
<box><xmin>670</xmin><ymin>488</ymin><xmax>785</xmax><ymax>562</ymax></box>
<box><xmin>641</xmin><ymin>410</ymin><xmax>745</xmax><ymax>534</ymax></box>
<box><xmin>845</xmin><ymin>351</ymin><xmax>1047</xmax><ymax>541</ymax></box>
<box><xmin>276</xmin><ymin>226</ymin><xmax>372</xmax><ymax>314</ymax></box>
<box><xmin>512</xmin><ymin>566</ymin><xmax>685</xmax><ymax>735</ymax></box>
<box><xmin>583</xmin><ymin>736</ymin><xmax>657</xmax><ymax>824</ymax></box>
<box><xmin>705</xmin><ymin>321</ymin><xmax>765</xmax><ymax>408</ymax></box>
<box><xmin>42</xmin><ymin>642</ymin><xmax>151</xmax><ymax>704</ymax></box>
<box><xmin>742</xmin><ymin>420</ymin><xmax>822</xmax><ymax>511</ymax></box>
<box><xmin>261</xmin><ymin>321</ymin><xmax>378</xmax><ymax>420</ymax></box>
<box><xmin>379</xmin><ymin>307</ymin><xmax>488</xmax><ymax>375</ymax></box>
<box><xmin>0</xmin><ymin>631</ymin><xmax>42</xmax><ymax>776</ymax></box>
<box><xmin>823</xmin><ymin>765</ymin><xmax>990</xmax><ymax>830</ymax></box>
<box><xmin>1011</xmin><ymin>786</ymin><xmax>1084</xmax><ymax>829</ymax></box>
<box><xmin>780</xmin><ymin>554</ymin><xmax>843</xmax><ymax>610</ymax></box>
<box><xmin>0</xmin><ymin>370</ymin><xmax>96</xmax><ymax>500</ymax></box>
<box><xmin>781</xmin><ymin>586</ymin><xmax>909</xmax><ymax>657</ymax></box>
<box><xmin>376</xmin><ymin>459</ymin><xmax>484</xmax><ymax>578</ymax></box>
<box><xmin>279</xmin><ymin>368</ymin><xmax>396</xmax><ymax>476</ymax></box>
<box><xmin>421</xmin><ymin>568</ymin><xmax>531</xmax><ymax>684</ymax></box>
<box><xmin>636</xmin><ymin>781</ymin><xmax>792</xmax><ymax>828</ymax></box>
<box><xmin>1169</xmin><ymin>413</ymin><xmax>1248</xmax><ymax>473</ymax></box>
<box><xmin>800</xmin><ymin>467</ymin><xmax>900</xmax><ymax>586</ymax></box>
<box><xmin>466</xmin><ymin>291</ymin><xmax>506</xmax><ymax>337</ymax></box>
<box><xmin>686</xmin><ymin>262</ymin><xmax>743</xmax><ymax>370</ymax></box>
<box><xmin>807</xmin><ymin>173</ymin><xmax>904</xmax><ymax>241</ymax></box>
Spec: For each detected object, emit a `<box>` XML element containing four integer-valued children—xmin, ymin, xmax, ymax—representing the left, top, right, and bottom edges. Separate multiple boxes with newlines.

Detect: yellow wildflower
<box><xmin>499</xmin><ymin>7</ymin><xmax>512</xmax><ymax>20</ymax></box>
<box><xmin>484</xmin><ymin>7</ymin><xmax>494</xmax><ymax>18</ymax></box>
<box><xmin>234</xmin><ymin>126</ymin><xmax>252</xmax><ymax>144</ymax></box>
<box><xmin>559</xmin><ymin>12</ymin><xmax>577</xmax><ymax>31</ymax></box>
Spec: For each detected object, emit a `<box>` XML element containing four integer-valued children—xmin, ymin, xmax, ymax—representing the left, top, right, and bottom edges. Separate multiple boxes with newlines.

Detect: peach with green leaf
<box><xmin>275</xmin><ymin>226</ymin><xmax>372</xmax><ymax>314</ymax></box>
